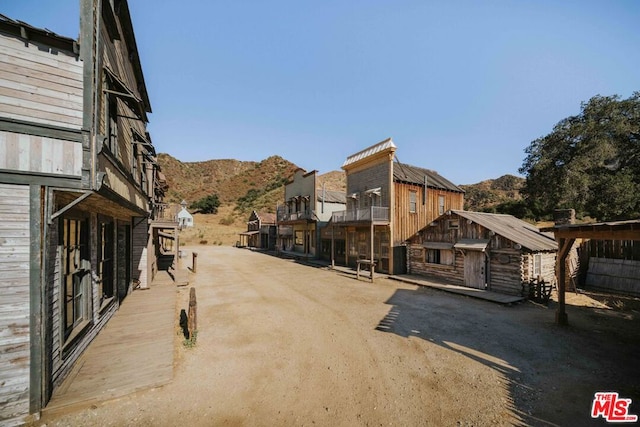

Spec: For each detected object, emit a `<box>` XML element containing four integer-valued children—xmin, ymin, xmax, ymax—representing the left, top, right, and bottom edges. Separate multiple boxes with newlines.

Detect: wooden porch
<box><xmin>43</xmin><ymin>271</ymin><xmax>177</xmax><ymax>417</ymax></box>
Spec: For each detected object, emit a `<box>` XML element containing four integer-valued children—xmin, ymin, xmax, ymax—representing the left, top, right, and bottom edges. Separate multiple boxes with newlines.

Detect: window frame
<box><xmin>60</xmin><ymin>216</ymin><xmax>90</xmax><ymax>341</ymax></box>
<box><xmin>409</xmin><ymin>191</ymin><xmax>417</xmax><ymax>213</ymax></box>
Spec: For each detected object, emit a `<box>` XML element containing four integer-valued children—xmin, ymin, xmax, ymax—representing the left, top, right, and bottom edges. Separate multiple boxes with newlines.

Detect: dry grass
<box><xmin>178</xmin><ymin>205</ymin><xmax>245</xmax><ymax>246</ymax></box>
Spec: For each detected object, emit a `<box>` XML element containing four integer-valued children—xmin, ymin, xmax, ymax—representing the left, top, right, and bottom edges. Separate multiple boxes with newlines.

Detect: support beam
<box><xmin>555</xmin><ymin>237</ymin><xmax>575</xmax><ymax>326</ymax></box>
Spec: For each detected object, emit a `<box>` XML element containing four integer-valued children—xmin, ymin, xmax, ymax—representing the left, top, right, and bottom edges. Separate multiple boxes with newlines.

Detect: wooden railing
<box><xmin>277</xmin><ymin>209</ymin><xmax>313</xmax><ymax>222</ymax></box>
<box><xmin>331</xmin><ymin>206</ymin><xmax>389</xmax><ymax>223</ymax></box>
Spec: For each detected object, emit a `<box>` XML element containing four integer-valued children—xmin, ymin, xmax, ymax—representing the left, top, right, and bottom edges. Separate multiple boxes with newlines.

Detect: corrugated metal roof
<box><xmin>342</xmin><ymin>138</ymin><xmax>396</xmax><ymax>168</ymax></box>
<box><xmin>317</xmin><ymin>189</ymin><xmax>346</xmax><ymax>204</ymax></box>
<box><xmin>393</xmin><ymin>162</ymin><xmax>464</xmax><ymax>193</ymax></box>
<box><xmin>452</xmin><ymin>210</ymin><xmax>558</xmax><ymax>252</ymax></box>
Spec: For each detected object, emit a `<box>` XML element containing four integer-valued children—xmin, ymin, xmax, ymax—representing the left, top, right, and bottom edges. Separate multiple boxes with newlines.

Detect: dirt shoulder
<box><xmin>38</xmin><ymin>246</ymin><xmax>640</xmax><ymax>426</ymax></box>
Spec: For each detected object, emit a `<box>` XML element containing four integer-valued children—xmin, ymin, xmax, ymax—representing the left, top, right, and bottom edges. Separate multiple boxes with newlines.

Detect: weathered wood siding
<box><xmin>98</xmin><ymin>7</ymin><xmax>149</xmax><ymax>196</ymax></box>
<box><xmin>347</xmin><ymin>161</ymin><xmax>391</xmax><ymax>208</ymax></box>
<box><xmin>48</xmin><ymin>212</ymin><xmax>119</xmax><ymax>389</ymax></box>
<box><xmin>132</xmin><ymin>218</ymin><xmax>149</xmax><ymax>287</ymax></box>
<box><xmin>0</xmin><ymin>131</ymin><xmax>82</xmax><ymax>176</ymax></box>
<box><xmin>407</xmin><ymin>244</ymin><xmax>464</xmax><ymax>285</ymax></box>
<box><xmin>586</xmin><ymin>258</ymin><xmax>640</xmax><ymax>297</ymax></box>
<box><xmin>407</xmin><ymin>211</ymin><xmax>556</xmax><ymax>296</ymax></box>
<box><xmin>0</xmin><ymin>33</ymin><xmax>82</xmax><ymax>129</ymax></box>
<box><xmin>0</xmin><ymin>184</ymin><xmax>30</xmax><ymax>426</ymax></box>
<box><xmin>393</xmin><ymin>184</ymin><xmax>464</xmax><ymax>246</ymax></box>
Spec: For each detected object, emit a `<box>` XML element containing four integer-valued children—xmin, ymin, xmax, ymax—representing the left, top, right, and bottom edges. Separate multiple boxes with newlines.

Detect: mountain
<box><xmin>157</xmin><ymin>153</ymin><xmax>346</xmax><ymax>214</ymax></box>
<box><xmin>459</xmin><ymin>174</ymin><xmax>525</xmax><ymax>212</ymax></box>
<box><xmin>158</xmin><ymin>152</ymin><xmax>520</xmax><ymax>216</ymax></box>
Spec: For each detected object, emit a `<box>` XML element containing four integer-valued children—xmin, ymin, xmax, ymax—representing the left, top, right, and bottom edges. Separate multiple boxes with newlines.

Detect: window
<box><xmin>295</xmin><ymin>230</ymin><xmax>304</xmax><ymax>246</ymax></box>
<box><xmin>426</xmin><ymin>249</ymin><xmax>441</xmax><ymax>264</ymax></box>
<box><xmin>438</xmin><ymin>195</ymin><xmax>445</xmax><ymax>215</ymax></box>
<box><xmin>533</xmin><ymin>253</ymin><xmax>542</xmax><ymax>278</ymax></box>
<box><xmin>409</xmin><ymin>191</ymin><xmax>417</xmax><ymax>213</ymax></box>
<box><xmin>425</xmin><ymin>248</ymin><xmax>454</xmax><ymax>265</ymax></box>
<box><xmin>61</xmin><ymin>217</ymin><xmax>89</xmax><ymax>340</ymax></box>
<box><xmin>98</xmin><ymin>219</ymin><xmax>115</xmax><ymax>305</ymax></box>
<box><xmin>132</xmin><ymin>143</ymin><xmax>139</xmax><ymax>183</ymax></box>
<box><xmin>448</xmin><ymin>220</ymin><xmax>459</xmax><ymax>229</ymax></box>
<box><xmin>105</xmin><ymin>88</ymin><xmax>119</xmax><ymax>157</ymax></box>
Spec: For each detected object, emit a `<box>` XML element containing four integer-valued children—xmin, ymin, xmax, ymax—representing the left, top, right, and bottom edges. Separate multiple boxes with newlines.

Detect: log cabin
<box><xmin>0</xmin><ymin>2</ymin><xmax>171</xmax><ymax>424</ymax></box>
<box><xmin>406</xmin><ymin>210</ymin><xmax>558</xmax><ymax>295</ymax></box>
<box><xmin>330</xmin><ymin>138</ymin><xmax>465</xmax><ymax>274</ymax></box>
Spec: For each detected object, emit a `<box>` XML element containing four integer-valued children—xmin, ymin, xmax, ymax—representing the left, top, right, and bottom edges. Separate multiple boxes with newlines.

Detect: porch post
<box><xmin>555</xmin><ymin>237</ymin><xmax>574</xmax><ymax>325</ymax></box>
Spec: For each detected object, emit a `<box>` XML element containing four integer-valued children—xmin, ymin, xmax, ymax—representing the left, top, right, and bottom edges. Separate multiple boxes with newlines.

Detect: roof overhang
<box><xmin>423</xmin><ymin>242</ymin><xmax>454</xmax><ymax>250</ymax></box>
<box><xmin>454</xmin><ymin>239</ymin><xmax>490</xmax><ymax>251</ymax></box>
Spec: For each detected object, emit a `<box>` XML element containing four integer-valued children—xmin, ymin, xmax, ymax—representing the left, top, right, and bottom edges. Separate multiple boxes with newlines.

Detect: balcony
<box><xmin>331</xmin><ymin>206</ymin><xmax>389</xmax><ymax>224</ymax></box>
<box><xmin>277</xmin><ymin>209</ymin><xmax>313</xmax><ymax>223</ymax></box>
<box><xmin>151</xmin><ymin>203</ymin><xmax>178</xmax><ymax>225</ymax></box>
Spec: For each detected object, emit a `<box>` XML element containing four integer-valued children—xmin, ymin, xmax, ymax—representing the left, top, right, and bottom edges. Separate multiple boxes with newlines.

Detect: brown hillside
<box><xmin>460</xmin><ymin>174</ymin><xmax>525</xmax><ymax>211</ymax></box>
<box><xmin>157</xmin><ymin>153</ymin><xmax>299</xmax><ymax>206</ymax></box>
<box><xmin>317</xmin><ymin>170</ymin><xmax>346</xmax><ymax>192</ymax></box>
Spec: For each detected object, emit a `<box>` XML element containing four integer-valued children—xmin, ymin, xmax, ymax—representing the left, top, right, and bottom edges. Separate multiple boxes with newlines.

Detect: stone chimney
<box><xmin>554</xmin><ymin>209</ymin><xmax>575</xmax><ymax>226</ymax></box>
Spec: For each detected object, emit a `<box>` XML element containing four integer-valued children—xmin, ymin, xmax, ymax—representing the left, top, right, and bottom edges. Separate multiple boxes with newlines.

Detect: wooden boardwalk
<box><xmin>392</xmin><ymin>274</ymin><xmax>526</xmax><ymax>304</ymax></box>
<box><xmin>43</xmin><ymin>271</ymin><xmax>177</xmax><ymax>417</ymax></box>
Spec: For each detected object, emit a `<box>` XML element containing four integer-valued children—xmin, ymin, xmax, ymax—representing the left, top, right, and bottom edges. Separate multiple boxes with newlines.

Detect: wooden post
<box><xmin>188</xmin><ymin>287</ymin><xmax>197</xmax><ymax>339</ymax></box>
<box><xmin>192</xmin><ymin>251</ymin><xmax>198</xmax><ymax>273</ymax></box>
<box><xmin>331</xmin><ymin>223</ymin><xmax>335</xmax><ymax>269</ymax></box>
<box><xmin>555</xmin><ymin>238</ymin><xmax>574</xmax><ymax>325</ymax></box>
<box><xmin>370</xmin><ymin>206</ymin><xmax>374</xmax><ymax>282</ymax></box>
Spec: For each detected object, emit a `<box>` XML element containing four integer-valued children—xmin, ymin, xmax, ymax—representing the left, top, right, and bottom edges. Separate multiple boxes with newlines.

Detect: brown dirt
<box><xmin>37</xmin><ymin>246</ymin><xmax>640</xmax><ymax>426</ymax></box>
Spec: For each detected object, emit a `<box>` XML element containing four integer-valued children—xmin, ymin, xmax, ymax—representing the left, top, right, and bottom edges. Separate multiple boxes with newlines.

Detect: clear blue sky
<box><xmin>4</xmin><ymin>1</ymin><xmax>639</xmax><ymax>184</ymax></box>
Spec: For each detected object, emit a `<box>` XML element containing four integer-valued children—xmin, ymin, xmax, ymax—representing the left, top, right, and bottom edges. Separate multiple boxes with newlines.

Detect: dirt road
<box><xmin>39</xmin><ymin>246</ymin><xmax>640</xmax><ymax>426</ymax></box>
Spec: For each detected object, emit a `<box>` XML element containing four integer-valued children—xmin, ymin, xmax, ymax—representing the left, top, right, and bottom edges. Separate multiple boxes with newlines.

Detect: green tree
<box><xmin>519</xmin><ymin>92</ymin><xmax>640</xmax><ymax>221</ymax></box>
<box><xmin>190</xmin><ymin>194</ymin><xmax>220</xmax><ymax>214</ymax></box>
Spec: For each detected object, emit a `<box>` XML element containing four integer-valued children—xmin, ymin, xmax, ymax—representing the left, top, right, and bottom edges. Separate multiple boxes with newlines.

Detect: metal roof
<box><xmin>318</xmin><ymin>189</ymin><xmax>346</xmax><ymax>204</ymax></box>
<box><xmin>342</xmin><ymin>138</ymin><xmax>396</xmax><ymax>168</ymax></box>
<box><xmin>393</xmin><ymin>162</ymin><xmax>464</xmax><ymax>193</ymax></box>
<box><xmin>452</xmin><ymin>210</ymin><xmax>558</xmax><ymax>252</ymax></box>
<box><xmin>454</xmin><ymin>239</ymin><xmax>490</xmax><ymax>251</ymax></box>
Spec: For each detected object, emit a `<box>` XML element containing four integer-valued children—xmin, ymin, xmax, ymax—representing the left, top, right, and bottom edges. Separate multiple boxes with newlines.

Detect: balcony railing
<box><xmin>278</xmin><ymin>209</ymin><xmax>313</xmax><ymax>222</ymax></box>
<box><xmin>331</xmin><ymin>206</ymin><xmax>389</xmax><ymax>223</ymax></box>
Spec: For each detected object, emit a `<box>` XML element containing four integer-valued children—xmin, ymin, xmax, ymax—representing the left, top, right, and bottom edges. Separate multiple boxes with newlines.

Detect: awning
<box><xmin>240</xmin><ymin>230</ymin><xmax>259</xmax><ymax>236</ymax></box>
<box><xmin>423</xmin><ymin>242</ymin><xmax>454</xmax><ymax>250</ymax></box>
<box><xmin>454</xmin><ymin>239</ymin><xmax>490</xmax><ymax>251</ymax></box>
<box><xmin>104</xmin><ymin>66</ymin><xmax>147</xmax><ymax>121</ymax></box>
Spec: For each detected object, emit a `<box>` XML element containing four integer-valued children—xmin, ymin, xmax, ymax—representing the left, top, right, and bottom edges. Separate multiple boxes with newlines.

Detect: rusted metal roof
<box><xmin>393</xmin><ymin>162</ymin><xmax>464</xmax><ymax>193</ymax></box>
<box><xmin>451</xmin><ymin>210</ymin><xmax>558</xmax><ymax>252</ymax></box>
<box><xmin>342</xmin><ymin>138</ymin><xmax>396</xmax><ymax>168</ymax></box>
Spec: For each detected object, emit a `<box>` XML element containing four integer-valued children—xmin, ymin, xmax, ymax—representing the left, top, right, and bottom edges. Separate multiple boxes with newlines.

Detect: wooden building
<box><xmin>406</xmin><ymin>210</ymin><xmax>558</xmax><ymax>295</ymax></box>
<box><xmin>0</xmin><ymin>3</ymin><xmax>171</xmax><ymax>424</ymax></box>
<box><xmin>239</xmin><ymin>211</ymin><xmax>277</xmax><ymax>249</ymax></box>
<box><xmin>277</xmin><ymin>168</ymin><xmax>346</xmax><ymax>257</ymax></box>
<box><xmin>330</xmin><ymin>138</ymin><xmax>464</xmax><ymax>274</ymax></box>
<box><xmin>549</xmin><ymin>219</ymin><xmax>640</xmax><ymax>325</ymax></box>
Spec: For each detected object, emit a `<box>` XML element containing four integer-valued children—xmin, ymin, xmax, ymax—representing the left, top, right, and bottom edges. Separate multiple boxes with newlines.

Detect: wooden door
<box><xmin>464</xmin><ymin>251</ymin><xmax>486</xmax><ymax>289</ymax></box>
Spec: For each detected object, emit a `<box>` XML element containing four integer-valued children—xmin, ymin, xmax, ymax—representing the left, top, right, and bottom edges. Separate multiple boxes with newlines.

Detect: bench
<box><xmin>356</xmin><ymin>259</ymin><xmax>376</xmax><ymax>282</ymax></box>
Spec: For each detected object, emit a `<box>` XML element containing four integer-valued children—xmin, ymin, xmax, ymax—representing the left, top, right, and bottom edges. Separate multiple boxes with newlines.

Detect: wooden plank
<box><xmin>0</xmin><ymin>85</ymin><xmax>82</xmax><ymax>112</ymax></box>
<box><xmin>0</xmin><ymin>103</ymin><xmax>82</xmax><ymax>129</ymax></box>
<box><xmin>0</xmin><ymin>40</ymin><xmax>82</xmax><ymax>73</ymax></box>
<box><xmin>0</xmin><ymin>56</ymin><xmax>82</xmax><ymax>89</ymax></box>
<box><xmin>44</xmin><ymin>277</ymin><xmax>176</xmax><ymax>416</ymax></box>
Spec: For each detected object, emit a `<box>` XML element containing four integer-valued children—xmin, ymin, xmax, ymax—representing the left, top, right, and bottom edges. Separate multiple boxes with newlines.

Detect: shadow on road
<box><xmin>375</xmin><ymin>286</ymin><xmax>640</xmax><ymax>427</ymax></box>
